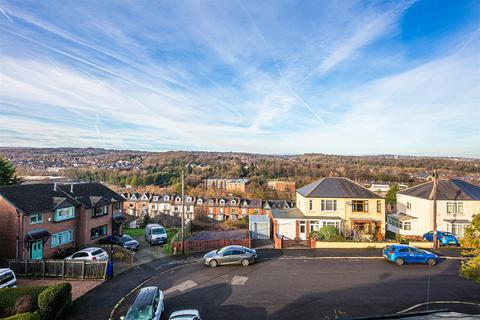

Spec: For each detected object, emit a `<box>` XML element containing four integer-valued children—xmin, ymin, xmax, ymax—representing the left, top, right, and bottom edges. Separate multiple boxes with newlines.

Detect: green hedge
<box><xmin>0</xmin><ymin>287</ymin><xmax>47</xmax><ymax>315</ymax></box>
<box><xmin>38</xmin><ymin>283</ymin><xmax>72</xmax><ymax>320</ymax></box>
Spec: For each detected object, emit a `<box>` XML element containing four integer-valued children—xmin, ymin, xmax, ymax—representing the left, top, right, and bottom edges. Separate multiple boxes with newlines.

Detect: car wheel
<box><xmin>395</xmin><ymin>258</ymin><xmax>404</xmax><ymax>266</ymax></box>
<box><xmin>241</xmin><ymin>259</ymin><xmax>250</xmax><ymax>267</ymax></box>
<box><xmin>209</xmin><ymin>259</ymin><xmax>218</xmax><ymax>268</ymax></box>
<box><xmin>427</xmin><ymin>258</ymin><xmax>436</xmax><ymax>266</ymax></box>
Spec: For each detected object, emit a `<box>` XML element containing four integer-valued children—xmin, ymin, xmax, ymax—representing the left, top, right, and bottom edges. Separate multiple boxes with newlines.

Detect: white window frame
<box><xmin>321</xmin><ymin>200</ymin><xmax>337</xmax><ymax>212</ymax></box>
<box><xmin>447</xmin><ymin>202</ymin><xmax>464</xmax><ymax>215</ymax></box>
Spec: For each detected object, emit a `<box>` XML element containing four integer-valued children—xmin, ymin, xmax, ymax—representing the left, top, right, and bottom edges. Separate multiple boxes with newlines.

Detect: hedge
<box><xmin>0</xmin><ymin>287</ymin><xmax>47</xmax><ymax>316</ymax></box>
<box><xmin>38</xmin><ymin>283</ymin><xmax>72</xmax><ymax>320</ymax></box>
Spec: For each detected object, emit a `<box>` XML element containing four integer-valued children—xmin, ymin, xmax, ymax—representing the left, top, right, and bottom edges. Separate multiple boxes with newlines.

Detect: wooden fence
<box><xmin>8</xmin><ymin>259</ymin><xmax>108</xmax><ymax>280</ymax></box>
<box><xmin>172</xmin><ymin>238</ymin><xmax>251</xmax><ymax>254</ymax></box>
<box><xmin>273</xmin><ymin>233</ymin><xmax>315</xmax><ymax>249</ymax></box>
<box><xmin>95</xmin><ymin>244</ymin><xmax>135</xmax><ymax>264</ymax></box>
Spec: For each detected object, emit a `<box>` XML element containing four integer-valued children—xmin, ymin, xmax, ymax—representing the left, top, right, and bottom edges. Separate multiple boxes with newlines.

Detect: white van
<box><xmin>145</xmin><ymin>224</ymin><xmax>168</xmax><ymax>245</ymax></box>
<box><xmin>0</xmin><ymin>268</ymin><xmax>17</xmax><ymax>289</ymax></box>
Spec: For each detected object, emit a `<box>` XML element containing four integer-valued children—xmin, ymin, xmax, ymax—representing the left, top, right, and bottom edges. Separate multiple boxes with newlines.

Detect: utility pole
<box><xmin>181</xmin><ymin>171</ymin><xmax>185</xmax><ymax>255</ymax></box>
<box><xmin>429</xmin><ymin>171</ymin><xmax>439</xmax><ymax>249</ymax></box>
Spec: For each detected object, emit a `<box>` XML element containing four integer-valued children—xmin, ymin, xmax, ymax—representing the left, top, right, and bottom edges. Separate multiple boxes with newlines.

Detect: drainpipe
<box><xmin>16</xmin><ymin>210</ymin><xmax>20</xmax><ymax>259</ymax></box>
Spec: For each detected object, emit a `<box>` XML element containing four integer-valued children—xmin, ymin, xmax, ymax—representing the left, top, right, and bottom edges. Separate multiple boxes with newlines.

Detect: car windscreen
<box><xmin>92</xmin><ymin>249</ymin><xmax>104</xmax><ymax>256</ymax></box>
<box><xmin>120</xmin><ymin>236</ymin><xmax>133</xmax><ymax>243</ymax></box>
<box><xmin>152</xmin><ymin>228</ymin><xmax>165</xmax><ymax>235</ymax></box>
<box><xmin>125</xmin><ymin>305</ymin><xmax>153</xmax><ymax>320</ymax></box>
<box><xmin>443</xmin><ymin>232</ymin><xmax>455</xmax><ymax>236</ymax></box>
<box><xmin>0</xmin><ymin>272</ymin><xmax>14</xmax><ymax>285</ymax></box>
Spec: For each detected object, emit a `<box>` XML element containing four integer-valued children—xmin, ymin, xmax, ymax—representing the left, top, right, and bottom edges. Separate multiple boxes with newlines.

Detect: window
<box><xmin>352</xmin><ymin>200</ymin><xmax>368</xmax><ymax>212</ymax></box>
<box><xmin>112</xmin><ymin>202</ymin><xmax>121</xmax><ymax>210</ymax></box>
<box><xmin>30</xmin><ymin>213</ymin><xmax>44</xmax><ymax>224</ymax></box>
<box><xmin>407</xmin><ymin>202</ymin><xmax>411</xmax><ymax>210</ymax></box>
<box><xmin>209</xmin><ymin>207</ymin><xmax>213</xmax><ymax>213</ymax></box>
<box><xmin>403</xmin><ymin>222</ymin><xmax>411</xmax><ymax>230</ymax></box>
<box><xmin>322</xmin><ymin>221</ymin><xmax>340</xmax><ymax>229</ymax></box>
<box><xmin>309</xmin><ymin>200</ymin><xmax>313</xmax><ymax>211</ymax></box>
<box><xmin>129</xmin><ymin>203</ymin><xmax>134</xmax><ymax>208</ymax></box>
<box><xmin>321</xmin><ymin>200</ymin><xmax>337</xmax><ymax>212</ymax></box>
<box><xmin>220</xmin><ymin>208</ymin><xmax>224</xmax><ymax>213</ymax></box>
<box><xmin>54</xmin><ymin>207</ymin><xmax>75</xmax><ymax>222</ymax></box>
<box><xmin>377</xmin><ymin>200</ymin><xmax>381</xmax><ymax>213</ymax></box>
<box><xmin>187</xmin><ymin>206</ymin><xmax>191</xmax><ymax>212</ymax></box>
<box><xmin>51</xmin><ymin>229</ymin><xmax>73</xmax><ymax>247</ymax></box>
<box><xmin>231</xmin><ymin>208</ymin><xmax>236</xmax><ymax>214</ymax></box>
<box><xmin>93</xmin><ymin>205</ymin><xmax>108</xmax><ymax>217</ymax></box>
<box><xmin>91</xmin><ymin>225</ymin><xmax>107</xmax><ymax>239</ymax></box>
<box><xmin>450</xmin><ymin>223</ymin><xmax>468</xmax><ymax>237</ymax></box>
<box><xmin>218</xmin><ymin>214</ymin><xmax>224</xmax><ymax>221</ymax></box>
<box><xmin>447</xmin><ymin>202</ymin><xmax>464</xmax><ymax>215</ymax></box>
<box><xmin>253</xmin><ymin>209</ymin><xmax>259</xmax><ymax>214</ymax></box>
<box><xmin>310</xmin><ymin>220</ymin><xmax>320</xmax><ymax>232</ymax></box>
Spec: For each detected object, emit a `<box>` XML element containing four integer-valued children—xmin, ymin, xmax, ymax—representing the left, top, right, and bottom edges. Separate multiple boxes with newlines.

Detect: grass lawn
<box><xmin>124</xmin><ymin>228</ymin><xmax>145</xmax><ymax>237</ymax></box>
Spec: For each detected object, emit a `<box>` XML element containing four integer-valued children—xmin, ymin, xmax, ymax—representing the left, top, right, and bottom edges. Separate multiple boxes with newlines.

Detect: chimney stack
<box><xmin>53</xmin><ymin>182</ymin><xmax>57</xmax><ymax>191</ymax></box>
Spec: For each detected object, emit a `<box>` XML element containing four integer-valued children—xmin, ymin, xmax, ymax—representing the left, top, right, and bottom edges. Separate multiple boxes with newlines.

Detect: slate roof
<box><xmin>0</xmin><ymin>184</ymin><xmax>73</xmax><ymax>214</ymax></box>
<box><xmin>0</xmin><ymin>182</ymin><xmax>123</xmax><ymax>214</ymax></box>
<box><xmin>58</xmin><ymin>183</ymin><xmax>123</xmax><ymax>208</ymax></box>
<box><xmin>296</xmin><ymin>177</ymin><xmax>382</xmax><ymax>199</ymax></box>
<box><xmin>270</xmin><ymin>207</ymin><xmax>342</xmax><ymax>220</ymax></box>
<box><xmin>398</xmin><ymin>179</ymin><xmax>480</xmax><ymax>200</ymax></box>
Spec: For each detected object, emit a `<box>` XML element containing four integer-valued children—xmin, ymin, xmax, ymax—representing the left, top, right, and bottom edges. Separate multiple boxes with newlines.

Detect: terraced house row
<box><xmin>0</xmin><ymin>182</ymin><xmax>124</xmax><ymax>260</ymax></box>
<box><xmin>121</xmin><ymin>192</ymin><xmax>293</xmax><ymax>222</ymax></box>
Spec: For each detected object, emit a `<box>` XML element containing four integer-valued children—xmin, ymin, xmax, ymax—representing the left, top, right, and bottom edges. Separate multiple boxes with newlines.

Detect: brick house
<box><xmin>0</xmin><ymin>182</ymin><xmax>124</xmax><ymax>260</ymax></box>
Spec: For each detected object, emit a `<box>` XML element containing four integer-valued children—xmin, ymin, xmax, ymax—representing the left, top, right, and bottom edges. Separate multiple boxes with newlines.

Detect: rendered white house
<box><xmin>387</xmin><ymin>179</ymin><xmax>480</xmax><ymax>238</ymax></box>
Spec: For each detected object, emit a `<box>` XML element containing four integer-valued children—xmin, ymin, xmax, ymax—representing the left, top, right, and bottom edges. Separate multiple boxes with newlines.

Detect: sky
<box><xmin>0</xmin><ymin>0</ymin><xmax>479</xmax><ymax>156</ymax></box>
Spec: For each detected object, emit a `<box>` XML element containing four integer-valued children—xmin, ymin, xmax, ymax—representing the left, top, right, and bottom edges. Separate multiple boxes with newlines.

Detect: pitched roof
<box><xmin>296</xmin><ymin>177</ymin><xmax>382</xmax><ymax>199</ymax></box>
<box><xmin>0</xmin><ymin>182</ymin><xmax>123</xmax><ymax>213</ymax></box>
<box><xmin>270</xmin><ymin>207</ymin><xmax>343</xmax><ymax>220</ymax></box>
<box><xmin>398</xmin><ymin>179</ymin><xmax>480</xmax><ymax>200</ymax></box>
<box><xmin>0</xmin><ymin>184</ymin><xmax>74</xmax><ymax>214</ymax></box>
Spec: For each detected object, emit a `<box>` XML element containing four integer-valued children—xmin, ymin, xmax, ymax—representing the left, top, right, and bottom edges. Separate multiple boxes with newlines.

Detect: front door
<box><xmin>31</xmin><ymin>240</ymin><xmax>43</xmax><ymax>260</ymax></box>
<box><xmin>299</xmin><ymin>220</ymin><xmax>307</xmax><ymax>240</ymax></box>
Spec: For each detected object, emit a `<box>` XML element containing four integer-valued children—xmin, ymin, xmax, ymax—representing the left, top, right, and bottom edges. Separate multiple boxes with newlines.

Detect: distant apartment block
<box><xmin>267</xmin><ymin>180</ymin><xmax>296</xmax><ymax>193</ymax></box>
<box><xmin>0</xmin><ymin>182</ymin><xmax>124</xmax><ymax>260</ymax></box>
<box><xmin>203</xmin><ymin>178</ymin><xmax>250</xmax><ymax>193</ymax></box>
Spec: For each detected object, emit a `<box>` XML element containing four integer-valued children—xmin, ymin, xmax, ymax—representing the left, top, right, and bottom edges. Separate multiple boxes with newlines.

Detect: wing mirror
<box><xmin>120</xmin><ymin>316</ymin><xmax>125</xmax><ymax>320</ymax></box>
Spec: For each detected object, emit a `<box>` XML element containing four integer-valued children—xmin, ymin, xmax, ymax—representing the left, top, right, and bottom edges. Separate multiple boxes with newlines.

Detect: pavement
<box><xmin>66</xmin><ymin>248</ymin><xmax>479</xmax><ymax>320</ymax></box>
<box><xmin>114</xmin><ymin>236</ymin><xmax>167</xmax><ymax>275</ymax></box>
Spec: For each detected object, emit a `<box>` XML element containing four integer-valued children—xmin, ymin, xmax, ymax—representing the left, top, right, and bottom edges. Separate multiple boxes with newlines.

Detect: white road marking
<box><xmin>231</xmin><ymin>276</ymin><xmax>248</xmax><ymax>286</ymax></box>
<box><xmin>163</xmin><ymin>280</ymin><xmax>198</xmax><ymax>296</ymax></box>
<box><xmin>397</xmin><ymin>300</ymin><xmax>480</xmax><ymax>314</ymax></box>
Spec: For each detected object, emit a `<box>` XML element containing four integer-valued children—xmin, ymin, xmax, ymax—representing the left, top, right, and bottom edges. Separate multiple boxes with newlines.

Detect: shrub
<box><xmin>0</xmin><ymin>286</ymin><xmax>47</xmax><ymax>317</ymax></box>
<box><xmin>460</xmin><ymin>256</ymin><xmax>480</xmax><ymax>283</ymax></box>
<box><xmin>318</xmin><ymin>226</ymin><xmax>339</xmax><ymax>241</ymax></box>
<box><xmin>37</xmin><ymin>283</ymin><xmax>72</xmax><ymax>320</ymax></box>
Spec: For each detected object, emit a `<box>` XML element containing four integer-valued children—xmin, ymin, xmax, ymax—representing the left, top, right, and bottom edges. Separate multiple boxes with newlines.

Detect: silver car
<box><xmin>203</xmin><ymin>245</ymin><xmax>257</xmax><ymax>267</ymax></box>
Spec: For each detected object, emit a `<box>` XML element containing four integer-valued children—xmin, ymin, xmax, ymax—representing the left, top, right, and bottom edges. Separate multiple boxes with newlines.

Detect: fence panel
<box><xmin>8</xmin><ymin>259</ymin><xmax>107</xmax><ymax>280</ymax></box>
<box><xmin>173</xmin><ymin>238</ymin><xmax>251</xmax><ymax>254</ymax></box>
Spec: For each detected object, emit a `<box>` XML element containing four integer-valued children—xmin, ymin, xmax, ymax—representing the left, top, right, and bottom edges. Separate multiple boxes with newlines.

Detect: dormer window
<box><xmin>209</xmin><ymin>200</ymin><xmax>214</xmax><ymax>205</ymax></box>
<box><xmin>176</xmin><ymin>197</ymin><xmax>181</xmax><ymax>202</ymax></box>
<box><xmin>153</xmin><ymin>196</ymin><xmax>158</xmax><ymax>201</ymax></box>
<box><xmin>93</xmin><ymin>205</ymin><xmax>108</xmax><ymax>217</ymax></box>
<box><xmin>219</xmin><ymin>199</ymin><xmax>225</xmax><ymax>205</ymax></box>
<box><xmin>231</xmin><ymin>200</ymin><xmax>236</xmax><ymax>205</ymax></box>
<box><xmin>131</xmin><ymin>195</ymin><xmax>137</xmax><ymax>200</ymax></box>
<box><xmin>186</xmin><ymin>197</ymin><xmax>192</xmax><ymax>202</ymax></box>
<box><xmin>141</xmin><ymin>195</ymin><xmax>148</xmax><ymax>200</ymax></box>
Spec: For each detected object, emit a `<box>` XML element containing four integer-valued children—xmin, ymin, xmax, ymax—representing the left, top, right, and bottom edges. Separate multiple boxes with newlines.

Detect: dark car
<box><xmin>116</xmin><ymin>235</ymin><xmax>140</xmax><ymax>251</ymax></box>
<box><xmin>203</xmin><ymin>245</ymin><xmax>257</xmax><ymax>267</ymax></box>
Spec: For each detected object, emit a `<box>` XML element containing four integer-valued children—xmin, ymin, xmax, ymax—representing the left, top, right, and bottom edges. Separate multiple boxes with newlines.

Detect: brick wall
<box><xmin>0</xmin><ymin>197</ymin><xmax>19</xmax><ymax>259</ymax></box>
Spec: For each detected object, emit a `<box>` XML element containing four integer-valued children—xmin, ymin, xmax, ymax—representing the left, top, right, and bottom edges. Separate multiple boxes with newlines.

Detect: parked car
<box><xmin>169</xmin><ymin>309</ymin><xmax>202</xmax><ymax>320</ymax></box>
<box><xmin>423</xmin><ymin>231</ymin><xmax>459</xmax><ymax>246</ymax></box>
<box><xmin>383</xmin><ymin>244</ymin><xmax>439</xmax><ymax>266</ymax></box>
<box><xmin>116</xmin><ymin>235</ymin><xmax>140</xmax><ymax>251</ymax></box>
<box><xmin>203</xmin><ymin>245</ymin><xmax>257</xmax><ymax>267</ymax></box>
<box><xmin>65</xmin><ymin>247</ymin><xmax>109</xmax><ymax>261</ymax></box>
<box><xmin>145</xmin><ymin>224</ymin><xmax>168</xmax><ymax>245</ymax></box>
<box><xmin>0</xmin><ymin>268</ymin><xmax>17</xmax><ymax>289</ymax></box>
<box><xmin>122</xmin><ymin>286</ymin><xmax>164</xmax><ymax>320</ymax></box>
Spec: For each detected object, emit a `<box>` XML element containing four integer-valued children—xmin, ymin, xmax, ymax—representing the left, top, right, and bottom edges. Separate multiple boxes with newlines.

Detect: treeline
<box><xmin>66</xmin><ymin>169</ymin><xmax>177</xmax><ymax>187</ymax></box>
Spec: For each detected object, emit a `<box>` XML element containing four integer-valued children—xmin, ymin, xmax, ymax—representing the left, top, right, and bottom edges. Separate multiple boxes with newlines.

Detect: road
<box><xmin>101</xmin><ymin>250</ymin><xmax>480</xmax><ymax>320</ymax></box>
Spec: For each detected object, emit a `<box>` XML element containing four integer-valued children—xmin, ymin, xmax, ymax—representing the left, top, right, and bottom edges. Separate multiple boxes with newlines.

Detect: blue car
<box><xmin>423</xmin><ymin>231</ymin><xmax>459</xmax><ymax>246</ymax></box>
<box><xmin>383</xmin><ymin>244</ymin><xmax>439</xmax><ymax>266</ymax></box>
